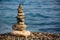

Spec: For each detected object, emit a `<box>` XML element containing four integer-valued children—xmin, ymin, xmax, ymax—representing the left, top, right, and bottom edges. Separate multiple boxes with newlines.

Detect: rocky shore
<box><xmin>0</xmin><ymin>32</ymin><xmax>60</xmax><ymax>40</ymax></box>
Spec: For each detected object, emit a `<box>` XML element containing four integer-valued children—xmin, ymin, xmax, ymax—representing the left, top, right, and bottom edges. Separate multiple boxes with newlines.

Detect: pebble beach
<box><xmin>0</xmin><ymin>32</ymin><xmax>60</xmax><ymax>40</ymax></box>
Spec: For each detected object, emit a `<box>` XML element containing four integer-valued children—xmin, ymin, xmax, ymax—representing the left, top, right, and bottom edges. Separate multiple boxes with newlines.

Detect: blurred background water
<box><xmin>0</xmin><ymin>0</ymin><xmax>60</xmax><ymax>34</ymax></box>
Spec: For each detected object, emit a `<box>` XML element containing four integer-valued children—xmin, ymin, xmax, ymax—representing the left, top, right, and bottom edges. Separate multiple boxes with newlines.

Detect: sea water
<box><xmin>0</xmin><ymin>0</ymin><xmax>60</xmax><ymax>34</ymax></box>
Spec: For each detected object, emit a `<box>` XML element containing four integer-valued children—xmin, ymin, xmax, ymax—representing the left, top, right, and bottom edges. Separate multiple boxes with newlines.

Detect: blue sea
<box><xmin>0</xmin><ymin>0</ymin><xmax>60</xmax><ymax>34</ymax></box>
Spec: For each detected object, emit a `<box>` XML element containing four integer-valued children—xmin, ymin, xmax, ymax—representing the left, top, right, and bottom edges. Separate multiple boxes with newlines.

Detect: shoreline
<box><xmin>0</xmin><ymin>32</ymin><xmax>60</xmax><ymax>40</ymax></box>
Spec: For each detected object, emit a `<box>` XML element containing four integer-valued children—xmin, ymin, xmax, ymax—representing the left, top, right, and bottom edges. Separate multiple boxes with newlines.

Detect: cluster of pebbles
<box><xmin>0</xmin><ymin>32</ymin><xmax>60</xmax><ymax>40</ymax></box>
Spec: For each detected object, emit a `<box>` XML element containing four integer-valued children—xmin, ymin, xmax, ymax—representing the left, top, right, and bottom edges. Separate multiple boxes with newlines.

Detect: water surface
<box><xmin>0</xmin><ymin>0</ymin><xmax>60</xmax><ymax>34</ymax></box>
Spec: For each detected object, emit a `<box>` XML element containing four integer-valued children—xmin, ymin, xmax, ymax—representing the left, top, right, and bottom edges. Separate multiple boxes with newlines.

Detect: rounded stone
<box><xmin>18</xmin><ymin>13</ymin><xmax>24</xmax><ymax>16</ymax></box>
<box><xmin>12</xmin><ymin>24</ymin><xmax>26</xmax><ymax>31</ymax></box>
<box><xmin>19</xmin><ymin>22</ymin><xmax>24</xmax><ymax>24</ymax></box>
<box><xmin>18</xmin><ymin>9</ymin><xmax>23</xmax><ymax>13</ymax></box>
<box><xmin>19</xmin><ymin>19</ymin><xmax>24</xmax><ymax>22</ymax></box>
<box><xmin>11</xmin><ymin>30</ymin><xmax>31</xmax><ymax>37</ymax></box>
<box><xmin>17</xmin><ymin>18</ymin><xmax>24</xmax><ymax>22</ymax></box>
<box><xmin>17</xmin><ymin>16</ymin><xmax>25</xmax><ymax>19</ymax></box>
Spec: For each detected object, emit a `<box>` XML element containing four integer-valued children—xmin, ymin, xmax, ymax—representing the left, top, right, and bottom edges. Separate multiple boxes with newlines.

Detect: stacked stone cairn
<box><xmin>11</xmin><ymin>4</ymin><xmax>31</xmax><ymax>37</ymax></box>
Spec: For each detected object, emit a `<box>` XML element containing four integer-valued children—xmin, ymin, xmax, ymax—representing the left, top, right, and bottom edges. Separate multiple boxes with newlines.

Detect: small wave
<box><xmin>39</xmin><ymin>28</ymin><xmax>60</xmax><ymax>32</ymax></box>
<box><xmin>25</xmin><ymin>22</ymin><xmax>60</xmax><ymax>25</ymax></box>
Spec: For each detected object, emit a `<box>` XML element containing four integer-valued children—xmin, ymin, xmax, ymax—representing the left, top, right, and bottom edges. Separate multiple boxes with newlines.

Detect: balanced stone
<box><xmin>18</xmin><ymin>4</ymin><xmax>24</xmax><ymax>13</ymax></box>
<box><xmin>13</xmin><ymin>24</ymin><xmax>26</xmax><ymax>31</ymax></box>
<box><xmin>17</xmin><ymin>18</ymin><xmax>24</xmax><ymax>22</ymax></box>
<box><xmin>11</xmin><ymin>30</ymin><xmax>31</xmax><ymax>36</ymax></box>
<box><xmin>17</xmin><ymin>16</ymin><xmax>25</xmax><ymax>19</ymax></box>
<box><xmin>19</xmin><ymin>22</ymin><xmax>25</xmax><ymax>24</ymax></box>
<box><xmin>18</xmin><ymin>13</ymin><xmax>24</xmax><ymax>16</ymax></box>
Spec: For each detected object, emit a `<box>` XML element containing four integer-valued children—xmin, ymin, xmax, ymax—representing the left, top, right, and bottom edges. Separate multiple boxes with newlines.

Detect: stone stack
<box><xmin>11</xmin><ymin>4</ymin><xmax>31</xmax><ymax>37</ymax></box>
<box><xmin>13</xmin><ymin>4</ymin><xmax>26</xmax><ymax>31</ymax></box>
